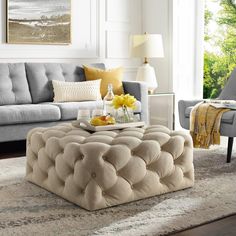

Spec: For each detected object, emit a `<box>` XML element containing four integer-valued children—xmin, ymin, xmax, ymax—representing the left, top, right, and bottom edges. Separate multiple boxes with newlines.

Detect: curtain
<box><xmin>172</xmin><ymin>0</ymin><xmax>205</xmax><ymax>100</ymax></box>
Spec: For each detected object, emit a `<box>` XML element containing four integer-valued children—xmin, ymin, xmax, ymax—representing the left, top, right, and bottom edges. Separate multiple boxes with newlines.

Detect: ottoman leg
<box><xmin>227</xmin><ymin>137</ymin><xmax>234</xmax><ymax>163</ymax></box>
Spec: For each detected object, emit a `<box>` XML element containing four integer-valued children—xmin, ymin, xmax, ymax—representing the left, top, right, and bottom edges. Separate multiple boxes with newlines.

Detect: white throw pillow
<box><xmin>52</xmin><ymin>79</ymin><xmax>102</xmax><ymax>102</ymax></box>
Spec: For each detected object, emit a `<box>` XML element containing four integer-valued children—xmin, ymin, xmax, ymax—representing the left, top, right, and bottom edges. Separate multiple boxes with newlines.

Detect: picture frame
<box><xmin>6</xmin><ymin>0</ymin><xmax>71</xmax><ymax>45</ymax></box>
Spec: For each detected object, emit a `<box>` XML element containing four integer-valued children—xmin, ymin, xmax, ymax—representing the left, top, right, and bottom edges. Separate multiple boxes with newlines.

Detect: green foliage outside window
<box><xmin>204</xmin><ymin>0</ymin><xmax>236</xmax><ymax>98</ymax></box>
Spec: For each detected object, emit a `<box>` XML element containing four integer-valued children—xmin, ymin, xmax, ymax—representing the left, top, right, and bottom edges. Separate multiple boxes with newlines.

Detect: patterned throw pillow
<box><xmin>52</xmin><ymin>79</ymin><xmax>102</xmax><ymax>102</ymax></box>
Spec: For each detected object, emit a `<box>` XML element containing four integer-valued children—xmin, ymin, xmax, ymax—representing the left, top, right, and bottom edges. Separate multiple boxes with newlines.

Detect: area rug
<box><xmin>0</xmin><ymin>147</ymin><xmax>236</xmax><ymax>236</ymax></box>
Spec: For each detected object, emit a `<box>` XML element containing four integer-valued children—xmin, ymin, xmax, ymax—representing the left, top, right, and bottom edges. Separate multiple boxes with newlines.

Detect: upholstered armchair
<box><xmin>178</xmin><ymin>68</ymin><xmax>236</xmax><ymax>163</ymax></box>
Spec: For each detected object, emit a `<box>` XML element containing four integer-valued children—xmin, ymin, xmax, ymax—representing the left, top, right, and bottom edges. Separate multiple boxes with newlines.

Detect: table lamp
<box><xmin>131</xmin><ymin>33</ymin><xmax>164</xmax><ymax>93</ymax></box>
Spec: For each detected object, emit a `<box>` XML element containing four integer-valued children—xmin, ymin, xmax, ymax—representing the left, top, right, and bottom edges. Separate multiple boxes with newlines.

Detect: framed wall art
<box><xmin>7</xmin><ymin>0</ymin><xmax>71</xmax><ymax>45</ymax></box>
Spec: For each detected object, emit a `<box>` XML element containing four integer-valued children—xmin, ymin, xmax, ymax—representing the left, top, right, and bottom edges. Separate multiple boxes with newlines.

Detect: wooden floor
<box><xmin>1</xmin><ymin>141</ymin><xmax>236</xmax><ymax>236</ymax></box>
<box><xmin>170</xmin><ymin>214</ymin><xmax>236</xmax><ymax>236</ymax></box>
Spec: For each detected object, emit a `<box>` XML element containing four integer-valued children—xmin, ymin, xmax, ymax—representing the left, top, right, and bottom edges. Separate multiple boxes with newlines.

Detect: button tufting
<box><xmin>26</xmin><ymin>123</ymin><xmax>194</xmax><ymax>211</ymax></box>
<box><xmin>91</xmin><ymin>172</ymin><xmax>96</xmax><ymax>178</ymax></box>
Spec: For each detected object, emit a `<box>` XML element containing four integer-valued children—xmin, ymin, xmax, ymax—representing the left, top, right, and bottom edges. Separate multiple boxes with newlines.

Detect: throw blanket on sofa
<box><xmin>190</xmin><ymin>102</ymin><xmax>229</xmax><ymax>148</ymax></box>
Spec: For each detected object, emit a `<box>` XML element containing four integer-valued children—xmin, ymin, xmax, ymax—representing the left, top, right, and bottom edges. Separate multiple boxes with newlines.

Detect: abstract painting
<box><xmin>7</xmin><ymin>0</ymin><xmax>71</xmax><ymax>44</ymax></box>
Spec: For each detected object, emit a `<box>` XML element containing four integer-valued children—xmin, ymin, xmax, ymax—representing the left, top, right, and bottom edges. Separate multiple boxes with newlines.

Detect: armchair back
<box><xmin>218</xmin><ymin>68</ymin><xmax>236</xmax><ymax>100</ymax></box>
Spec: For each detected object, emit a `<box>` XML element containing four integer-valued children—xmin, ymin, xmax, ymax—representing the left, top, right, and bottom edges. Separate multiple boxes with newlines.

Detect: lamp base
<box><xmin>148</xmin><ymin>89</ymin><xmax>155</xmax><ymax>95</ymax></box>
<box><xmin>136</xmin><ymin>63</ymin><xmax>158</xmax><ymax>91</ymax></box>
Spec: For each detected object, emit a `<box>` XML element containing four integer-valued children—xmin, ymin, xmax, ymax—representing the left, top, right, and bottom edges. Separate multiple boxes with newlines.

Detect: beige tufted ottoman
<box><xmin>26</xmin><ymin>123</ymin><xmax>194</xmax><ymax>211</ymax></box>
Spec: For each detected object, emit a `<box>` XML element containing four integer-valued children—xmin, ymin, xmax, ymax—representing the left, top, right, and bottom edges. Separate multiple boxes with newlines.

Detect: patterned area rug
<box><xmin>0</xmin><ymin>147</ymin><xmax>236</xmax><ymax>236</ymax></box>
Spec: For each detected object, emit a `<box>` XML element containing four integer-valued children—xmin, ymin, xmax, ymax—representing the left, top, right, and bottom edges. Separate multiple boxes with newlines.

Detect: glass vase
<box><xmin>115</xmin><ymin>106</ymin><xmax>134</xmax><ymax>123</ymax></box>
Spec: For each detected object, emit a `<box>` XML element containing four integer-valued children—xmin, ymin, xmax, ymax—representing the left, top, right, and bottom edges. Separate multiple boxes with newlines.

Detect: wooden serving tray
<box><xmin>72</xmin><ymin>119</ymin><xmax>145</xmax><ymax>131</ymax></box>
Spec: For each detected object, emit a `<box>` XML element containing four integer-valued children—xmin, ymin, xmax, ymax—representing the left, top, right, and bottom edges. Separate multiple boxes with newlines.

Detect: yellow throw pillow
<box><xmin>83</xmin><ymin>65</ymin><xmax>124</xmax><ymax>97</ymax></box>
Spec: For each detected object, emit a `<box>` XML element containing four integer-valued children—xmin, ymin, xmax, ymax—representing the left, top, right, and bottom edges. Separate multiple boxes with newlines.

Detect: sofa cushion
<box><xmin>0</xmin><ymin>63</ymin><xmax>32</xmax><ymax>105</ymax></box>
<box><xmin>0</xmin><ymin>104</ymin><xmax>61</xmax><ymax>126</ymax></box>
<box><xmin>52</xmin><ymin>101</ymin><xmax>104</xmax><ymax>120</ymax></box>
<box><xmin>25</xmin><ymin>63</ymin><xmax>106</xmax><ymax>104</ymax></box>
<box><xmin>185</xmin><ymin>106</ymin><xmax>235</xmax><ymax>124</ymax></box>
<box><xmin>52</xmin><ymin>100</ymin><xmax>142</xmax><ymax>120</ymax></box>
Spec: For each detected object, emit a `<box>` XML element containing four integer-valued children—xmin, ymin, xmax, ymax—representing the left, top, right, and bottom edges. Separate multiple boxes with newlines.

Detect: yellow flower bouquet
<box><xmin>112</xmin><ymin>94</ymin><xmax>136</xmax><ymax>123</ymax></box>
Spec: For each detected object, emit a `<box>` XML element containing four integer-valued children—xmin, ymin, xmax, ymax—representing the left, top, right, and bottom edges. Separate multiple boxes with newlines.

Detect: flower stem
<box><xmin>123</xmin><ymin>106</ymin><xmax>130</xmax><ymax>122</ymax></box>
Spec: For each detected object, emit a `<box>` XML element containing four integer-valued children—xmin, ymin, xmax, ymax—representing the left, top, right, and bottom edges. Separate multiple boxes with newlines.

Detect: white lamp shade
<box><xmin>131</xmin><ymin>34</ymin><xmax>164</xmax><ymax>58</ymax></box>
<box><xmin>136</xmin><ymin>63</ymin><xmax>158</xmax><ymax>91</ymax></box>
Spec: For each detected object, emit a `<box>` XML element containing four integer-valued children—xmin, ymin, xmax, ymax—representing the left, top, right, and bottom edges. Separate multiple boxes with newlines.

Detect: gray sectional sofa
<box><xmin>0</xmin><ymin>63</ymin><xmax>148</xmax><ymax>143</ymax></box>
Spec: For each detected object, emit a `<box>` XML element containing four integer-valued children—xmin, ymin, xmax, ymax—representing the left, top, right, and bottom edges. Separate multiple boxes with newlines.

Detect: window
<box><xmin>204</xmin><ymin>0</ymin><xmax>236</xmax><ymax>98</ymax></box>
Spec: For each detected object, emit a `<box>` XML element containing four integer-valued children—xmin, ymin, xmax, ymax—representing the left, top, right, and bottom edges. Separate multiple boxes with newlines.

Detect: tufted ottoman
<box><xmin>26</xmin><ymin>123</ymin><xmax>194</xmax><ymax>211</ymax></box>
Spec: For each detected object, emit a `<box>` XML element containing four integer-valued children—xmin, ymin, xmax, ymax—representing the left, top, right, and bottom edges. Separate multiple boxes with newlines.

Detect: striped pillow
<box><xmin>52</xmin><ymin>79</ymin><xmax>102</xmax><ymax>102</ymax></box>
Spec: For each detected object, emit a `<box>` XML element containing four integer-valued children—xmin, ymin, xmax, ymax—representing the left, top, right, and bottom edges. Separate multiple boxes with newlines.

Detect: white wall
<box><xmin>142</xmin><ymin>0</ymin><xmax>173</xmax><ymax>93</ymax></box>
<box><xmin>142</xmin><ymin>0</ymin><xmax>204</xmax><ymax>97</ymax></box>
<box><xmin>0</xmin><ymin>0</ymin><xmax>142</xmax><ymax>80</ymax></box>
<box><xmin>0</xmin><ymin>0</ymin><xmax>205</xmax><ymax>95</ymax></box>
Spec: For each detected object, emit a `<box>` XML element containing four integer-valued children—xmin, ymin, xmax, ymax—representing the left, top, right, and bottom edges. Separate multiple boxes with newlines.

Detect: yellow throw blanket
<box><xmin>190</xmin><ymin>102</ymin><xmax>229</xmax><ymax>148</ymax></box>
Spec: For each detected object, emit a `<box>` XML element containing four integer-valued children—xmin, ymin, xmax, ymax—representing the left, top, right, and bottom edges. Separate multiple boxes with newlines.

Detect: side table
<box><xmin>148</xmin><ymin>92</ymin><xmax>175</xmax><ymax>130</ymax></box>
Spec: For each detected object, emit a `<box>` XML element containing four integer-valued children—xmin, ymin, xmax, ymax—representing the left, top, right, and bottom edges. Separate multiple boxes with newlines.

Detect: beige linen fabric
<box><xmin>52</xmin><ymin>79</ymin><xmax>101</xmax><ymax>102</ymax></box>
<box><xmin>26</xmin><ymin>124</ymin><xmax>194</xmax><ymax>211</ymax></box>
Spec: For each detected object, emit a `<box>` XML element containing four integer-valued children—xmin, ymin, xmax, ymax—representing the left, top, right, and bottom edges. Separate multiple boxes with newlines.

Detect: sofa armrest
<box><xmin>178</xmin><ymin>100</ymin><xmax>202</xmax><ymax>129</ymax></box>
<box><xmin>122</xmin><ymin>81</ymin><xmax>149</xmax><ymax>123</ymax></box>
